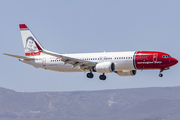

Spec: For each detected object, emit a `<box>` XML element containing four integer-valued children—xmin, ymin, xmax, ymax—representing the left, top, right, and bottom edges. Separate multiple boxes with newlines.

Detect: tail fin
<box><xmin>19</xmin><ymin>24</ymin><xmax>44</xmax><ymax>56</ymax></box>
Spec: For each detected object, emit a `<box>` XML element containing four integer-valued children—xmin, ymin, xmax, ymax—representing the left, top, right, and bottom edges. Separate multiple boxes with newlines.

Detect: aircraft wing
<box><xmin>43</xmin><ymin>50</ymin><xmax>96</xmax><ymax>70</ymax></box>
<box><xmin>3</xmin><ymin>53</ymin><xmax>35</xmax><ymax>60</ymax></box>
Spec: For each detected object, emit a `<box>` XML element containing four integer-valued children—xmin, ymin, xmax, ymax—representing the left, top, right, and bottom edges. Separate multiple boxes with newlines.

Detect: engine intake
<box><xmin>95</xmin><ymin>62</ymin><xmax>115</xmax><ymax>73</ymax></box>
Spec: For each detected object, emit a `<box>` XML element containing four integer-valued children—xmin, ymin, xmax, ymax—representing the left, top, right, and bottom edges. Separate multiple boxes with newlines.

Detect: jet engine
<box><xmin>116</xmin><ymin>70</ymin><xmax>136</xmax><ymax>76</ymax></box>
<box><xmin>95</xmin><ymin>62</ymin><xmax>115</xmax><ymax>73</ymax></box>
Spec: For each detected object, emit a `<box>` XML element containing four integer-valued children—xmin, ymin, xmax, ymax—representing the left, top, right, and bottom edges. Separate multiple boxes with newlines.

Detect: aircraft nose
<box><xmin>171</xmin><ymin>58</ymin><xmax>178</xmax><ymax>65</ymax></box>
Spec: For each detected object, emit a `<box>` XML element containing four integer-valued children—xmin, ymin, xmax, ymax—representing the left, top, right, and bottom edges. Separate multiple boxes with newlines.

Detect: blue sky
<box><xmin>1</xmin><ymin>0</ymin><xmax>180</xmax><ymax>92</ymax></box>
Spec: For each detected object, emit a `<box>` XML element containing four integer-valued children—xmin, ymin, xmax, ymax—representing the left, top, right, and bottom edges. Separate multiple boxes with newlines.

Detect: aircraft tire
<box><xmin>99</xmin><ymin>75</ymin><xmax>106</xmax><ymax>80</ymax></box>
<box><xmin>87</xmin><ymin>73</ymin><xmax>94</xmax><ymax>78</ymax></box>
<box><xmin>159</xmin><ymin>73</ymin><xmax>163</xmax><ymax>77</ymax></box>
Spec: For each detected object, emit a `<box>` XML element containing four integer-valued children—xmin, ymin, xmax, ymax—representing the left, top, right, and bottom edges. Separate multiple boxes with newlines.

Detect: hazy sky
<box><xmin>1</xmin><ymin>0</ymin><xmax>180</xmax><ymax>92</ymax></box>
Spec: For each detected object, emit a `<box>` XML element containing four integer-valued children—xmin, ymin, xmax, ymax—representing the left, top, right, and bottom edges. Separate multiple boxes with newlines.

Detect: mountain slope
<box><xmin>0</xmin><ymin>87</ymin><xmax>180</xmax><ymax>120</ymax></box>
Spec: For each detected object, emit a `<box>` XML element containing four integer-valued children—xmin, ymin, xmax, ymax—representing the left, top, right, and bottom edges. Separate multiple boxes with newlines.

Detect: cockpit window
<box><xmin>162</xmin><ymin>55</ymin><xmax>171</xmax><ymax>58</ymax></box>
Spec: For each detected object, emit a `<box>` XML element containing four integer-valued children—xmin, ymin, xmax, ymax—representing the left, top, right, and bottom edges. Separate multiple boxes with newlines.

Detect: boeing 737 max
<box><xmin>3</xmin><ymin>24</ymin><xmax>178</xmax><ymax>80</ymax></box>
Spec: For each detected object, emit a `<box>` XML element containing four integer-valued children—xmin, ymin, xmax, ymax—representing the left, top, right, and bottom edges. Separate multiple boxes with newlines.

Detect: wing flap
<box><xmin>43</xmin><ymin>50</ymin><xmax>96</xmax><ymax>70</ymax></box>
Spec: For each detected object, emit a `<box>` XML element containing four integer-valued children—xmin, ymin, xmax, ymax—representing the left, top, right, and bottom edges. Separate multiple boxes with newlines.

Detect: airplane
<box><xmin>3</xmin><ymin>24</ymin><xmax>178</xmax><ymax>80</ymax></box>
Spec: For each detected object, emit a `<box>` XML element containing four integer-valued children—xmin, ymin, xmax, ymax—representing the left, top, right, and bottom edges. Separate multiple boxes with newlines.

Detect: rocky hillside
<box><xmin>0</xmin><ymin>87</ymin><xmax>180</xmax><ymax>120</ymax></box>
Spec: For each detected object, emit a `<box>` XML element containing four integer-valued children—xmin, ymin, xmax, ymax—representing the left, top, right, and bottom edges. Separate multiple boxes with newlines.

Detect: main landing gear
<box><xmin>159</xmin><ymin>70</ymin><xmax>163</xmax><ymax>77</ymax></box>
<box><xmin>86</xmin><ymin>73</ymin><xmax>107</xmax><ymax>80</ymax></box>
<box><xmin>87</xmin><ymin>72</ymin><xmax>94</xmax><ymax>78</ymax></box>
<box><xmin>99</xmin><ymin>73</ymin><xmax>106</xmax><ymax>80</ymax></box>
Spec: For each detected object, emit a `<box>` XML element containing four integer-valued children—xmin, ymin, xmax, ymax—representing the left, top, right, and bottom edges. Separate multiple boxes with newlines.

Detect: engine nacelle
<box><xmin>116</xmin><ymin>70</ymin><xmax>136</xmax><ymax>76</ymax></box>
<box><xmin>95</xmin><ymin>62</ymin><xmax>115</xmax><ymax>73</ymax></box>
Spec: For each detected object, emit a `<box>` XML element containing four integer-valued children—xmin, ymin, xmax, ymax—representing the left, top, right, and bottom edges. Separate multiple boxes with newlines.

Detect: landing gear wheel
<box><xmin>159</xmin><ymin>73</ymin><xmax>163</xmax><ymax>77</ymax></box>
<box><xmin>87</xmin><ymin>73</ymin><xmax>94</xmax><ymax>78</ymax></box>
<box><xmin>99</xmin><ymin>74</ymin><xmax>106</xmax><ymax>80</ymax></box>
<box><xmin>159</xmin><ymin>70</ymin><xmax>163</xmax><ymax>77</ymax></box>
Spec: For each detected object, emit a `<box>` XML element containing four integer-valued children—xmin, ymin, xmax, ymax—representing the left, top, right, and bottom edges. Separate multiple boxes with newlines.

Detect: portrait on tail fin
<box><xmin>25</xmin><ymin>36</ymin><xmax>39</xmax><ymax>53</ymax></box>
<box><xmin>19</xmin><ymin>24</ymin><xmax>44</xmax><ymax>56</ymax></box>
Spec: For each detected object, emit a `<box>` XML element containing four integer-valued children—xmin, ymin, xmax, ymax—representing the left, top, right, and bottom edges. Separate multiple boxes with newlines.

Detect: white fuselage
<box><xmin>21</xmin><ymin>51</ymin><xmax>136</xmax><ymax>72</ymax></box>
<box><xmin>4</xmin><ymin>24</ymin><xmax>178</xmax><ymax>80</ymax></box>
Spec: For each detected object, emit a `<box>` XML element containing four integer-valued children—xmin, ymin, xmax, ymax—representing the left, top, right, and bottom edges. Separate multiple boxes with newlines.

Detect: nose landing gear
<box><xmin>159</xmin><ymin>70</ymin><xmax>163</xmax><ymax>77</ymax></box>
<box><xmin>159</xmin><ymin>73</ymin><xmax>163</xmax><ymax>77</ymax></box>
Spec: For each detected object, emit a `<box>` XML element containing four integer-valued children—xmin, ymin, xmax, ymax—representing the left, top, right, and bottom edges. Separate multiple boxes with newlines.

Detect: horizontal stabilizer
<box><xmin>3</xmin><ymin>53</ymin><xmax>34</xmax><ymax>60</ymax></box>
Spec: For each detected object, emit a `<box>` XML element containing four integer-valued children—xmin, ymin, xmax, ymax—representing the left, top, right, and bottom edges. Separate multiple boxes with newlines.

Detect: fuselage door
<box><xmin>99</xmin><ymin>57</ymin><xmax>103</xmax><ymax>62</ymax></box>
<box><xmin>104</xmin><ymin>56</ymin><xmax>107</xmax><ymax>61</ymax></box>
<box><xmin>42</xmin><ymin>58</ymin><xmax>46</xmax><ymax>66</ymax></box>
<box><xmin>99</xmin><ymin>56</ymin><xmax>107</xmax><ymax>62</ymax></box>
<box><xmin>153</xmin><ymin>53</ymin><xmax>158</xmax><ymax>64</ymax></box>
